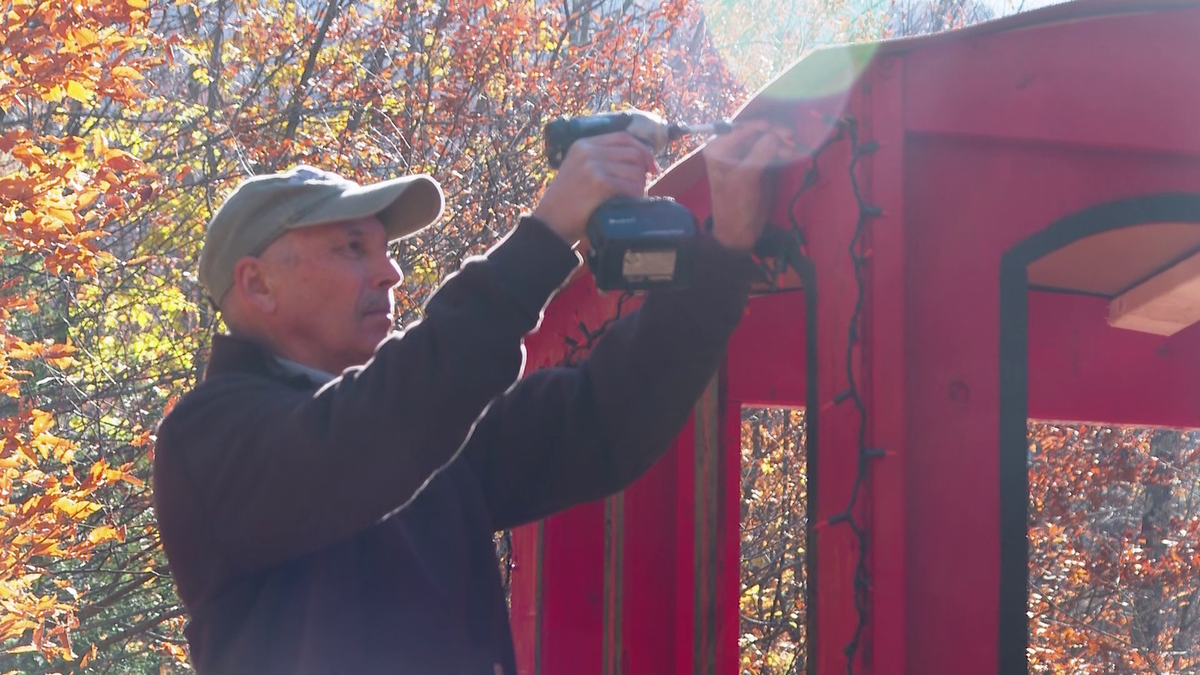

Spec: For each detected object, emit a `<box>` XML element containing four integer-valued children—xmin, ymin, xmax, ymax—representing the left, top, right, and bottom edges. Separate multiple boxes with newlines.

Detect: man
<box><xmin>153</xmin><ymin>120</ymin><xmax>793</xmax><ymax>675</ymax></box>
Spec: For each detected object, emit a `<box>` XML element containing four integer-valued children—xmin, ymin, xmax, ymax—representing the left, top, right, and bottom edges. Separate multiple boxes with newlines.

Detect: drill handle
<box><xmin>544</xmin><ymin>112</ymin><xmax>636</xmax><ymax>169</ymax></box>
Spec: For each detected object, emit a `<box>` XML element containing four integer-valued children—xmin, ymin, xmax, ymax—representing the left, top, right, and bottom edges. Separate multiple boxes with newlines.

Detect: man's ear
<box><xmin>230</xmin><ymin>256</ymin><xmax>277</xmax><ymax>314</ymax></box>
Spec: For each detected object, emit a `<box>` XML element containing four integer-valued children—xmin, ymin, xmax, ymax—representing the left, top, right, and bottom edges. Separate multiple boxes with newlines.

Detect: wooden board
<box><xmin>1027</xmin><ymin>222</ymin><xmax>1200</xmax><ymax>296</ymax></box>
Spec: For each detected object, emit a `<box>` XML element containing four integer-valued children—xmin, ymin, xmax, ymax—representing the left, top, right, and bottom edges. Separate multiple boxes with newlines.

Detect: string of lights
<box><xmin>772</xmin><ymin>113</ymin><xmax>882</xmax><ymax>674</ymax></box>
<box><xmin>556</xmin><ymin>290</ymin><xmax>637</xmax><ymax>368</ymax></box>
<box><xmin>825</xmin><ymin>115</ymin><xmax>882</xmax><ymax>675</ymax></box>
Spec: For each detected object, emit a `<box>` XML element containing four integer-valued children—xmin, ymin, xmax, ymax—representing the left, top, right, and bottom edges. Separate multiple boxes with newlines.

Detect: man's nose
<box><xmin>374</xmin><ymin>254</ymin><xmax>403</xmax><ymax>289</ymax></box>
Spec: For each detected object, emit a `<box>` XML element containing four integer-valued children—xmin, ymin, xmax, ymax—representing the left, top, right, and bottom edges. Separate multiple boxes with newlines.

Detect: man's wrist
<box><xmin>529</xmin><ymin>205</ymin><xmax>581</xmax><ymax>247</ymax></box>
<box><xmin>712</xmin><ymin>230</ymin><xmax>756</xmax><ymax>252</ymax></box>
<box><xmin>702</xmin><ymin>215</ymin><xmax>753</xmax><ymax>253</ymax></box>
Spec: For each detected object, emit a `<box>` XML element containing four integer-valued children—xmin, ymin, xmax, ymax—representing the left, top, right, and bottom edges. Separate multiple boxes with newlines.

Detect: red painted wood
<box><xmin>538</xmin><ymin>500</ymin><xmax>606</xmax><ymax>675</ymax></box>
<box><xmin>621</xmin><ymin>440</ymin><xmax>682</xmax><ymax>675</ymax></box>
<box><xmin>514</xmin><ymin>271</ymin><xmax>633</xmax><ymax>675</ymax></box>
<box><xmin>902</xmin><ymin>134</ymin><xmax>1200</xmax><ymax>673</ymax></box>
<box><xmin>673</xmin><ymin>419</ymin><xmax>699</xmax><ymax>675</ymax></box>
<box><xmin>726</xmin><ymin>290</ymin><xmax>807</xmax><ymax>407</ymax></box>
<box><xmin>719</xmin><ymin>400</ymin><xmax>743</xmax><ymax>675</ymax></box>
<box><xmin>692</xmin><ymin>374</ymin><xmax>723</xmax><ymax>675</ymax></box>
<box><xmin>509</xmin><ymin>522</ymin><xmax>540</xmax><ymax>675</ymax></box>
<box><xmin>1028</xmin><ymin>291</ymin><xmax>1200</xmax><ymax>428</ymax></box>
<box><xmin>790</xmin><ymin>99</ymin><xmax>870</xmax><ymax>675</ymax></box>
<box><xmin>513</xmin><ymin>6</ymin><xmax>1200</xmax><ymax>675</ymax></box>
<box><xmin>905</xmin><ymin>4</ymin><xmax>1200</xmax><ymax>158</ymax></box>
<box><xmin>863</xmin><ymin>53</ymin><xmax>907</xmax><ymax>675</ymax></box>
<box><xmin>902</xmin><ymin>193</ymin><xmax>1003</xmax><ymax>674</ymax></box>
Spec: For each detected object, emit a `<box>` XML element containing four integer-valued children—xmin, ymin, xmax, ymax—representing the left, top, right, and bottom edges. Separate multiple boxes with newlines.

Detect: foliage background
<box><xmin>5</xmin><ymin>0</ymin><xmax>1175</xmax><ymax>673</ymax></box>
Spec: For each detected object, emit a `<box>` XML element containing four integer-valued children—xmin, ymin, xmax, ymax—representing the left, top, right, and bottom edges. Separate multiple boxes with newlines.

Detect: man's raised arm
<box><xmin>155</xmin><ymin>217</ymin><xmax>577</xmax><ymax>573</ymax></box>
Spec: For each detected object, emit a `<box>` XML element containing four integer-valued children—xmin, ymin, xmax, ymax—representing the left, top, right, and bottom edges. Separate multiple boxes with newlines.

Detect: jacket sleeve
<box><xmin>463</xmin><ymin>234</ymin><xmax>757</xmax><ymax>531</ymax></box>
<box><xmin>155</xmin><ymin>217</ymin><xmax>580</xmax><ymax>574</ymax></box>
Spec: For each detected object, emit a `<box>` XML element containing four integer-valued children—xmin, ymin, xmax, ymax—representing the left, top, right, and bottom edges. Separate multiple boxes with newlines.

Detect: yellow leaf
<box><xmin>6</xmin><ymin>644</ymin><xmax>38</xmax><ymax>654</ymax></box>
<box><xmin>87</xmin><ymin>525</ymin><xmax>121</xmax><ymax>544</ymax></box>
<box><xmin>164</xmin><ymin>641</ymin><xmax>188</xmax><ymax>662</ymax></box>
<box><xmin>65</xmin><ymin>80</ymin><xmax>92</xmax><ymax>103</ymax></box>
<box><xmin>110</xmin><ymin>65</ymin><xmax>143</xmax><ymax>81</ymax></box>
<box><xmin>73</xmin><ymin>26</ymin><xmax>98</xmax><ymax>48</ymax></box>
<box><xmin>40</xmin><ymin>84</ymin><xmax>65</xmax><ymax>102</ymax></box>
<box><xmin>28</xmin><ymin>409</ymin><xmax>53</xmax><ymax>436</ymax></box>
<box><xmin>127</xmin><ymin>0</ymin><xmax>149</xmax><ymax>8</ymax></box>
<box><xmin>77</xmin><ymin>189</ymin><xmax>100</xmax><ymax>209</ymax></box>
<box><xmin>89</xmin><ymin>460</ymin><xmax>109</xmax><ymax>484</ymax></box>
<box><xmin>46</xmin><ymin>356</ymin><xmax>76</xmax><ymax>369</ymax></box>
<box><xmin>45</xmin><ymin>204</ymin><xmax>75</xmax><ymax>224</ymax></box>
<box><xmin>52</xmin><ymin>497</ymin><xmax>101</xmax><ymax>519</ymax></box>
<box><xmin>0</xmin><ymin>618</ymin><xmax>37</xmax><ymax>635</ymax></box>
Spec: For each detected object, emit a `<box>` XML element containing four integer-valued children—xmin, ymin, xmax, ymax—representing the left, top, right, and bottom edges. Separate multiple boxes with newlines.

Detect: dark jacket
<box><xmin>152</xmin><ymin>216</ymin><xmax>755</xmax><ymax>675</ymax></box>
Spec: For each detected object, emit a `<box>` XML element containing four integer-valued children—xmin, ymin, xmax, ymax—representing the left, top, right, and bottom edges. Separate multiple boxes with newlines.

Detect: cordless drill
<box><xmin>543</xmin><ymin>110</ymin><xmax>733</xmax><ymax>292</ymax></box>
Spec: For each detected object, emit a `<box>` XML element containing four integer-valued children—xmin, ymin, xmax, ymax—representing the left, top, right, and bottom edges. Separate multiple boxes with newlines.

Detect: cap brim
<box><xmin>295</xmin><ymin>174</ymin><xmax>445</xmax><ymax>241</ymax></box>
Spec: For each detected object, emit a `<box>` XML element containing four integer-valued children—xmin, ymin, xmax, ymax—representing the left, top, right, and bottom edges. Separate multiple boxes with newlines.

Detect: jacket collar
<box><xmin>273</xmin><ymin>356</ymin><xmax>336</xmax><ymax>387</ymax></box>
<box><xmin>204</xmin><ymin>333</ymin><xmax>331</xmax><ymax>389</ymax></box>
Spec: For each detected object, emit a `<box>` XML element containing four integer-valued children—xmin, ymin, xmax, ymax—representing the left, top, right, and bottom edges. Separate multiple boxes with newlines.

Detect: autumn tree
<box><xmin>885</xmin><ymin>0</ymin><xmax>994</xmax><ymax>36</ymax></box>
<box><xmin>0</xmin><ymin>0</ymin><xmax>166</xmax><ymax>668</ymax></box>
<box><xmin>0</xmin><ymin>0</ymin><xmax>1023</xmax><ymax>671</ymax></box>
<box><xmin>740</xmin><ymin>408</ymin><xmax>807</xmax><ymax>675</ymax></box>
<box><xmin>1</xmin><ymin>0</ymin><xmax>752</xmax><ymax>669</ymax></box>
<box><xmin>1029</xmin><ymin>423</ymin><xmax>1200</xmax><ymax>673</ymax></box>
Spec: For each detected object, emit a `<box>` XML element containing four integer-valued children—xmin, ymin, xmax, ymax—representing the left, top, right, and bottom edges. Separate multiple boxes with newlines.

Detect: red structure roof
<box><xmin>512</xmin><ymin>1</ymin><xmax>1200</xmax><ymax>673</ymax></box>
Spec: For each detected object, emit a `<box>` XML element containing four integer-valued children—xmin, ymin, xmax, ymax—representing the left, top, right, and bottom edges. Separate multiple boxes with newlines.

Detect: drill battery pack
<box><xmin>584</xmin><ymin>196</ymin><xmax>698</xmax><ymax>292</ymax></box>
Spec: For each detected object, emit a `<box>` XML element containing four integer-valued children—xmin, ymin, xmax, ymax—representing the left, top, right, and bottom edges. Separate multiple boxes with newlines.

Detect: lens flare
<box><xmin>698</xmin><ymin>0</ymin><xmax>887</xmax><ymax>99</ymax></box>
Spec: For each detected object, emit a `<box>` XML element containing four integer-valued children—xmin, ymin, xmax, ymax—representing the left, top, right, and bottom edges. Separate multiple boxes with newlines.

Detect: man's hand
<box><xmin>533</xmin><ymin>132</ymin><xmax>658</xmax><ymax>246</ymax></box>
<box><xmin>702</xmin><ymin>119</ymin><xmax>797</xmax><ymax>252</ymax></box>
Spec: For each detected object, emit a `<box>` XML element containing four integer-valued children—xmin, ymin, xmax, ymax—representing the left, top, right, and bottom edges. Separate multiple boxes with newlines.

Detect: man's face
<box><xmin>257</xmin><ymin>216</ymin><xmax>402</xmax><ymax>373</ymax></box>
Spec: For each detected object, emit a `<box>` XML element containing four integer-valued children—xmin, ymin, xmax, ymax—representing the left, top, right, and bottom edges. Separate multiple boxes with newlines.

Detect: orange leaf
<box><xmin>104</xmin><ymin>151</ymin><xmax>139</xmax><ymax>172</ymax></box>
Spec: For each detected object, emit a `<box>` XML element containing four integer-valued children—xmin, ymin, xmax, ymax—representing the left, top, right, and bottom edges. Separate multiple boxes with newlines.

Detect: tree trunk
<box><xmin>1133</xmin><ymin>429</ymin><xmax>1182</xmax><ymax>670</ymax></box>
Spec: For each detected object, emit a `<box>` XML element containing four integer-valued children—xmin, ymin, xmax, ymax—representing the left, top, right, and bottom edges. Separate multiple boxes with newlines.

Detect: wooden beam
<box><xmin>1109</xmin><ymin>250</ymin><xmax>1200</xmax><ymax>335</ymax></box>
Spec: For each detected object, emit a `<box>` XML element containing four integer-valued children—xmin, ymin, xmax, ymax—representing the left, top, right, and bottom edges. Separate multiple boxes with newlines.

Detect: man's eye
<box><xmin>341</xmin><ymin>241</ymin><xmax>366</xmax><ymax>256</ymax></box>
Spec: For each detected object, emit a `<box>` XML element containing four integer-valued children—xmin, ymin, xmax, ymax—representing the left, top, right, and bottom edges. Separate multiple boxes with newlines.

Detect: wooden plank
<box><xmin>538</xmin><ymin>502</ymin><xmax>606</xmax><ymax>675</ymax></box>
<box><xmin>602</xmin><ymin>494</ymin><xmax>624</xmax><ymax>675</ymax></box>
<box><xmin>864</xmin><ymin>53</ymin><xmax>908</xmax><ymax>675</ymax></box>
<box><xmin>1028</xmin><ymin>223</ymin><xmax>1200</xmax><ymax>297</ymax></box>
<box><xmin>801</xmin><ymin>110</ymin><xmax>868</xmax><ymax>675</ymax></box>
<box><xmin>693</xmin><ymin>372</ymin><xmax>722</xmax><ymax>675</ymax></box>
<box><xmin>904</xmin><ymin>5</ymin><xmax>1200</xmax><ymax>157</ymax></box>
<box><xmin>719</xmin><ymin>401</ymin><xmax>742</xmax><ymax>675</ymax></box>
<box><xmin>674</xmin><ymin>420</ymin><xmax>699</xmax><ymax>675</ymax></box>
<box><xmin>509</xmin><ymin>522</ymin><xmax>541</xmax><ymax>675</ymax></box>
<box><xmin>1109</xmin><ymin>249</ymin><xmax>1200</xmax><ymax>335</ymax></box>
<box><xmin>726</xmin><ymin>290</ymin><xmax>808</xmax><ymax>407</ymax></box>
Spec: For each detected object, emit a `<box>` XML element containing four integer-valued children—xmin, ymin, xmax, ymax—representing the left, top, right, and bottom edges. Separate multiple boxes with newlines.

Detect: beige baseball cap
<box><xmin>198</xmin><ymin>164</ymin><xmax>444</xmax><ymax>303</ymax></box>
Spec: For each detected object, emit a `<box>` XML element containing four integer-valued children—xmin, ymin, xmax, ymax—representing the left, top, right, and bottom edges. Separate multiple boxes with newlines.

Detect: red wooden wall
<box><xmin>510</xmin><ymin>2</ymin><xmax>1200</xmax><ymax>674</ymax></box>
